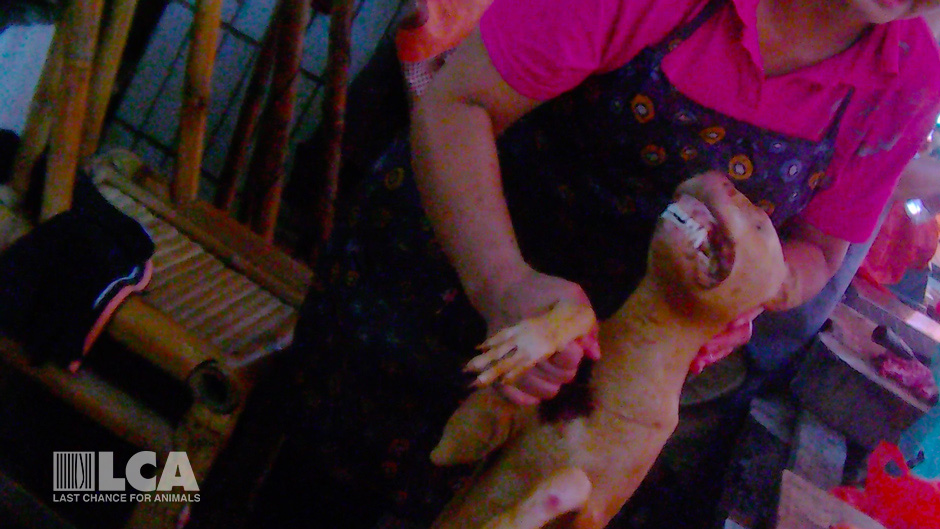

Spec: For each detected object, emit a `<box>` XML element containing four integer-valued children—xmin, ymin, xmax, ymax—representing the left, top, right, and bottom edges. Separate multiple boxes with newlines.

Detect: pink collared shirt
<box><xmin>480</xmin><ymin>0</ymin><xmax>940</xmax><ymax>242</ymax></box>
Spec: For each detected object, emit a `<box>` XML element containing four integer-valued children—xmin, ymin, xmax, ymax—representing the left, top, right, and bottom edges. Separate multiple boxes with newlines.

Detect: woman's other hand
<box><xmin>479</xmin><ymin>266</ymin><xmax>600</xmax><ymax>405</ymax></box>
<box><xmin>689</xmin><ymin>306</ymin><xmax>763</xmax><ymax>374</ymax></box>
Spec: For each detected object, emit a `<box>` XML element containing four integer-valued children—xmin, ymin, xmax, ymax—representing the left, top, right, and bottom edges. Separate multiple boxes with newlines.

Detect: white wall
<box><xmin>0</xmin><ymin>24</ymin><xmax>54</xmax><ymax>133</ymax></box>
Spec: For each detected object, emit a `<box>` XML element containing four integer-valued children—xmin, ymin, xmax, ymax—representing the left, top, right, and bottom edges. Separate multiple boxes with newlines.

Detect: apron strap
<box><xmin>658</xmin><ymin>0</ymin><xmax>729</xmax><ymax>48</ymax></box>
<box><xmin>823</xmin><ymin>87</ymin><xmax>855</xmax><ymax>144</ymax></box>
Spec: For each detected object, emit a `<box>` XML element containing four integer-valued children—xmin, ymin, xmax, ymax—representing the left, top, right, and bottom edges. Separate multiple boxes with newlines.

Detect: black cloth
<box><xmin>0</xmin><ymin>174</ymin><xmax>153</xmax><ymax>366</ymax></box>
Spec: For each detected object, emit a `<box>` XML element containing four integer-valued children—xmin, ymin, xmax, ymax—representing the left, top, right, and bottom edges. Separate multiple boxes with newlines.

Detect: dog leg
<box><xmin>466</xmin><ymin>303</ymin><xmax>596</xmax><ymax>387</ymax></box>
<box><xmin>480</xmin><ymin>467</ymin><xmax>591</xmax><ymax>529</ymax></box>
<box><xmin>433</xmin><ymin>303</ymin><xmax>595</xmax><ymax>466</ymax></box>
<box><xmin>431</xmin><ymin>387</ymin><xmax>529</xmax><ymax>465</ymax></box>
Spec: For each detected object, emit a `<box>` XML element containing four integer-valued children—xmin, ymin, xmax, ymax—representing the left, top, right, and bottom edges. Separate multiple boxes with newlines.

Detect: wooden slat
<box><xmin>0</xmin><ymin>336</ymin><xmax>174</xmax><ymax>454</ymax></box>
<box><xmin>146</xmin><ymin>222</ymin><xmax>178</xmax><ymax>245</ymax></box>
<box><xmin>169</xmin><ymin>273</ymin><xmax>252</xmax><ymax>322</ymax></box>
<box><xmin>197</xmin><ymin>291</ymin><xmax>277</xmax><ymax>340</ymax></box>
<box><xmin>181</xmin><ymin>201</ymin><xmax>311</xmax><ymax>303</ymax></box>
<box><xmin>151</xmin><ymin>233</ymin><xmax>194</xmax><ymax>261</ymax></box>
<box><xmin>152</xmin><ymin>239</ymin><xmax>203</xmax><ymax>274</ymax></box>
<box><xmin>182</xmin><ymin>276</ymin><xmax>257</xmax><ymax>329</ymax></box>
<box><xmin>147</xmin><ymin>252</ymin><xmax>216</xmax><ymax>291</ymax></box>
<box><xmin>148</xmin><ymin>261</ymin><xmax>229</xmax><ymax>310</ymax></box>
<box><xmin>225</xmin><ymin>304</ymin><xmax>294</xmax><ymax>353</ymax></box>
<box><xmin>224</xmin><ymin>312</ymin><xmax>296</xmax><ymax>371</ymax></box>
<box><xmin>172</xmin><ymin>0</ymin><xmax>223</xmax><ymax>205</ymax></box>
<box><xmin>103</xmin><ymin>178</ymin><xmax>310</xmax><ymax>307</ymax></box>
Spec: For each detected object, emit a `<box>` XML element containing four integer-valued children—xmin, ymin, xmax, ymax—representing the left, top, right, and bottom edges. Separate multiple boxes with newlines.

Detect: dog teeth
<box><xmin>662</xmin><ymin>203</ymin><xmax>708</xmax><ymax>249</ymax></box>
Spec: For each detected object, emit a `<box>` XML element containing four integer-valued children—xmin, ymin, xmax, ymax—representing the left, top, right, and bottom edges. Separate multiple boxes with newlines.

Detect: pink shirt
<box><xmin>480</xmin><ymin>0</ymin><xmax>940</xmax><ymax>243</ymax></box>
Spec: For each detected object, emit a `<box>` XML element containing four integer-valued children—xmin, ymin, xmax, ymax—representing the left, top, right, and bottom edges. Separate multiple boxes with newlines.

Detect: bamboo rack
<box><xmin>308</xmin><ymin>0</ymin><xmax>354</xmax><ymax>266</ymax></box>
<box><xmin>79</xmin><ymin>0</ymin><xmax>141</xmax><ymax>160</ymax></box>
<box><xmin>42</xmin><ymin>0</ymin><xmax>107</xmax><ymax>221</ymax></box>
<box><xmin>214</xmin><ymin>18</ymin><xmax>280</xmax><ymax>212</ymax></box>
<box><xmin>172</xmin><ymin>0</ymin><xmax>223</xmax><ymax>206</ymax></box>
<box><xmin>243</xmin><ymin>0</ymin><xmax>311</xmax><ymax>241</ymax></box>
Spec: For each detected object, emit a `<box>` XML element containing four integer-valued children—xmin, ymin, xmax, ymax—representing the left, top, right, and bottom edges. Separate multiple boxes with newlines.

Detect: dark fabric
<box><xmin>0</xmin><ymin>129</ymin><xmax>18</xmax><ymax>184</ymax></box>
<box><xmin>290</xmin><ymin>0</ymin><xmax>850</xmax><ymax>525</ymax></box>
<box><xmin>0</xmin><ymin>1</ymin><xmax>58</xmax><ymax>32</ymax></box>
<box><xmin>0</xmin><ymin>174</ymin><xmax>153</xmax><ymax>366</ymax></box>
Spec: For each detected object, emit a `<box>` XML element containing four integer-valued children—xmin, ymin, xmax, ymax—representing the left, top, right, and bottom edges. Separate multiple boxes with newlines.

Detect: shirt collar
<box><xmin>731</xmin><ymin>0</ymin><xmax>900</xmax><ymax>87</ymax></box>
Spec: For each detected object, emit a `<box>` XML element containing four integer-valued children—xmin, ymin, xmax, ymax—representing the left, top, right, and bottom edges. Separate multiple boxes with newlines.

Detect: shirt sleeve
<box><xmin>479</xmin><ymin>0</ymin><xmax>616</xmax><ymax>100</ymax></box>
<box><xmin>802</xmin><ymin>22</ymin><xmax>940</xmax><ymax>243</ymax></box>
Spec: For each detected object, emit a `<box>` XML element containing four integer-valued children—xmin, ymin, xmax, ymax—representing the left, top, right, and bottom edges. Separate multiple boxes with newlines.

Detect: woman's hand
<box><xmin>476</xmin><ymin>266</ymin><xmax>600</xmax><ymax>406</ymax></box>
<box><xmin>689</xmin><ymin>306</ymin><xmax>763</xmax><ymax>374</ymax></box>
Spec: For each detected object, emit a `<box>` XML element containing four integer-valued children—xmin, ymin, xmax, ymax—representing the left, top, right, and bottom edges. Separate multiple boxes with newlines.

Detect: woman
<box><xmin>287</xmin><ymin>0</ymin><xmax>940</xmax><ymax>527</ymax></box>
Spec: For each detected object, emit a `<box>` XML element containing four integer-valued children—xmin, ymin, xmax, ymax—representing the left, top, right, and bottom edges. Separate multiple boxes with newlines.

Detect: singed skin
<box><xmin>430</xmin><ymin>172</ymin><xmax>788</xmax><ymax>529</ymax></box>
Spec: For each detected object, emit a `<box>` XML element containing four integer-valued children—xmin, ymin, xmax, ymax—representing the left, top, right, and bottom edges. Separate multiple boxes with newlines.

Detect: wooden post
<box><xmin>80</xmin><ymin>0</ymin><xmax>141</xmax><ymax>161</ymax></box>
<box><xmin>172</xmin><ymin>0</ymin><xmax>223</xmax><ymax>206</ymax></box>
<box><xmin>106</xmin><ymin>297</ymin><xmax>220</xmax><ymax>384</ymax></box>
<box><xmin>214</xmin><ymin>16</ymin><xmax>280</xmax><ymax>213</ymax></box>
<box><xmin>10</xmin><ymin>30</ymin><xmax>64</xmax><ymax>199</ymax></box>
<box><xmin>42</xmin><ymin>0</ymin><xmax>107</xmax><ymax>221</ymax></box>
<box><xmin>244</xmin><ymin>0</ymin><xmax>310</xmax><ymax>241</ymax></box>
<box><xmin>308</xmin><ymin>0</ymin><xmax>353</xmax><ymax>266</ymax></box>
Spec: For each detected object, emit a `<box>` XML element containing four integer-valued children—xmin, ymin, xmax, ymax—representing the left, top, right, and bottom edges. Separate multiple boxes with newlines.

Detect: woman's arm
<box><xmin>411</xmin><ymin>28</ymin><xmax>540</xmax><ymax>316</ymax></box>
<box><xmin>765</xmin><ymin>220</ymin><xmax>850</xmax><ymax>311</ymax></box>
<box><xmin>411</xmin><ymin>28</ymin><xmax>599</xmax><ymax>404</ymax></box>
<box><xmin>893</xmin><ymin>155</ymin><xmax>940</xmax><ymax>201</ymax></box>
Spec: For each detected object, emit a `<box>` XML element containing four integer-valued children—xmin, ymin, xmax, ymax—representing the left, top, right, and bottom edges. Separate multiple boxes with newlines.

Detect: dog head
<box><xmin>648</xmin><ymin>172</ymin><xmax>786</xmax><ymax>322</ymax></box>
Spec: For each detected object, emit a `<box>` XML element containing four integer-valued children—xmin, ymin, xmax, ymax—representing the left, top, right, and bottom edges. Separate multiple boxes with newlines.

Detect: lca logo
<box><xmin>53</xmin><ymin>451</ymin><xmax>200</xmax><ymax>503</ymax></box>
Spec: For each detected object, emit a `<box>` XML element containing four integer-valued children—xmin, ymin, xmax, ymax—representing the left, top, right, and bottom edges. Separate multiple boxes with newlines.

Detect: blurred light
<box><xmin>906</xmin><ymin>198</ymin><xmax>925</xmax><ymax>218</ymax></box>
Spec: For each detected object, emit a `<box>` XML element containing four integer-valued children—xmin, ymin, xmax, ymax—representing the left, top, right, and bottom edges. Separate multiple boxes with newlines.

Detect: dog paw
<box><xmin>481</xmin><ymin>467</ymin><xmax>592</xmax><ymax>529</ymax></box>
<box><xmin>466</xmin><ymin>303</ymin><xmax>596</xmax><ymax>387</ymax></box>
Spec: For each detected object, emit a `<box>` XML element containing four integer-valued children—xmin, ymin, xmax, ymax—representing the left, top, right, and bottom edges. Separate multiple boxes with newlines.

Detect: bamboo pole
<box><xmin>106</xmin><ymin>297</ymin><xmax>221</xmax><ymax>384</ymax></box>
<box><xmin>244</xmin><ymin>0</ymin><xmax>311</xmax><ymax>241</ymax></box>
<box><xmin>0</xmin><ymin>336</ymin><xmax>175</xmax><ymax>454</ymax></box>
<box><xmin>172</xmin><ymin>0</ymin><xmax>223</xmax><ymax>206</ymax></box>
<box><xmin>10</xmin><ymin>30</ymin><xmax>64</xmax><ymax>198</ymax></box>
<box><xmin>42</xmin><ymin>0</ymin><xmax>107</xmax><ymax>221</ymax></box>
<box><xmin>213</xmin><ymin>16</ymin><xmax>280</xmax><ymax>213</ymax></box>
<box><xmin>308</xmin><ymin>0</ymin><xmax>353</xmax><ymax>266</ymax></box>
<box><xmin>124</xmin><ymin>403</ymin><xmax>241</xmax><ymax>529</ymax></box>
<box><xmin>80</xmin><ymin>0</ymin><xmax>141</xmax><ymax>160</ymax></box>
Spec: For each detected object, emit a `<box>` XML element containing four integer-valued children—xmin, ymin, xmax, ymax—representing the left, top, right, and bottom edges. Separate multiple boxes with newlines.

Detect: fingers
<box><xmin>495</xmin><ymin>347</ymin><xmax>584</xmax><ymax>404</ymax></box>
<box><xmin>495</xmin><ymin>383</ymin><xmax>541</xmax><ymax>406</ymax></box>
<box><xmin>466</xmin><ymin>342</ymin><xmax>520</xmax><ymax>382</ymax></box>
<box><xmin>511</xmin><ymin>373</ymin><xmax>565</xmax><ymax>401</ymax></box>
<box><xmin>533</xmin><ymin>357</ymin><xmax>578</xmax><ymax>385</ymax></box>
<box><xmin>690</xmin><ymin>311</ymin><xmax>758</xmax><ymax>374</ymax></box>
<box><xmin>731</xmin><ymin>306</ymin><xmax>764</xmax><ymax>327</ymax></box>
<box><xmin>576</xmin><ymin>325</ymin><xmax>601</xmax><ymax>360</ymax></box>
<box><xmin>702</xmin><ymin>323</ymin><xmax>751</xmax><ymax>354</ymax></box>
